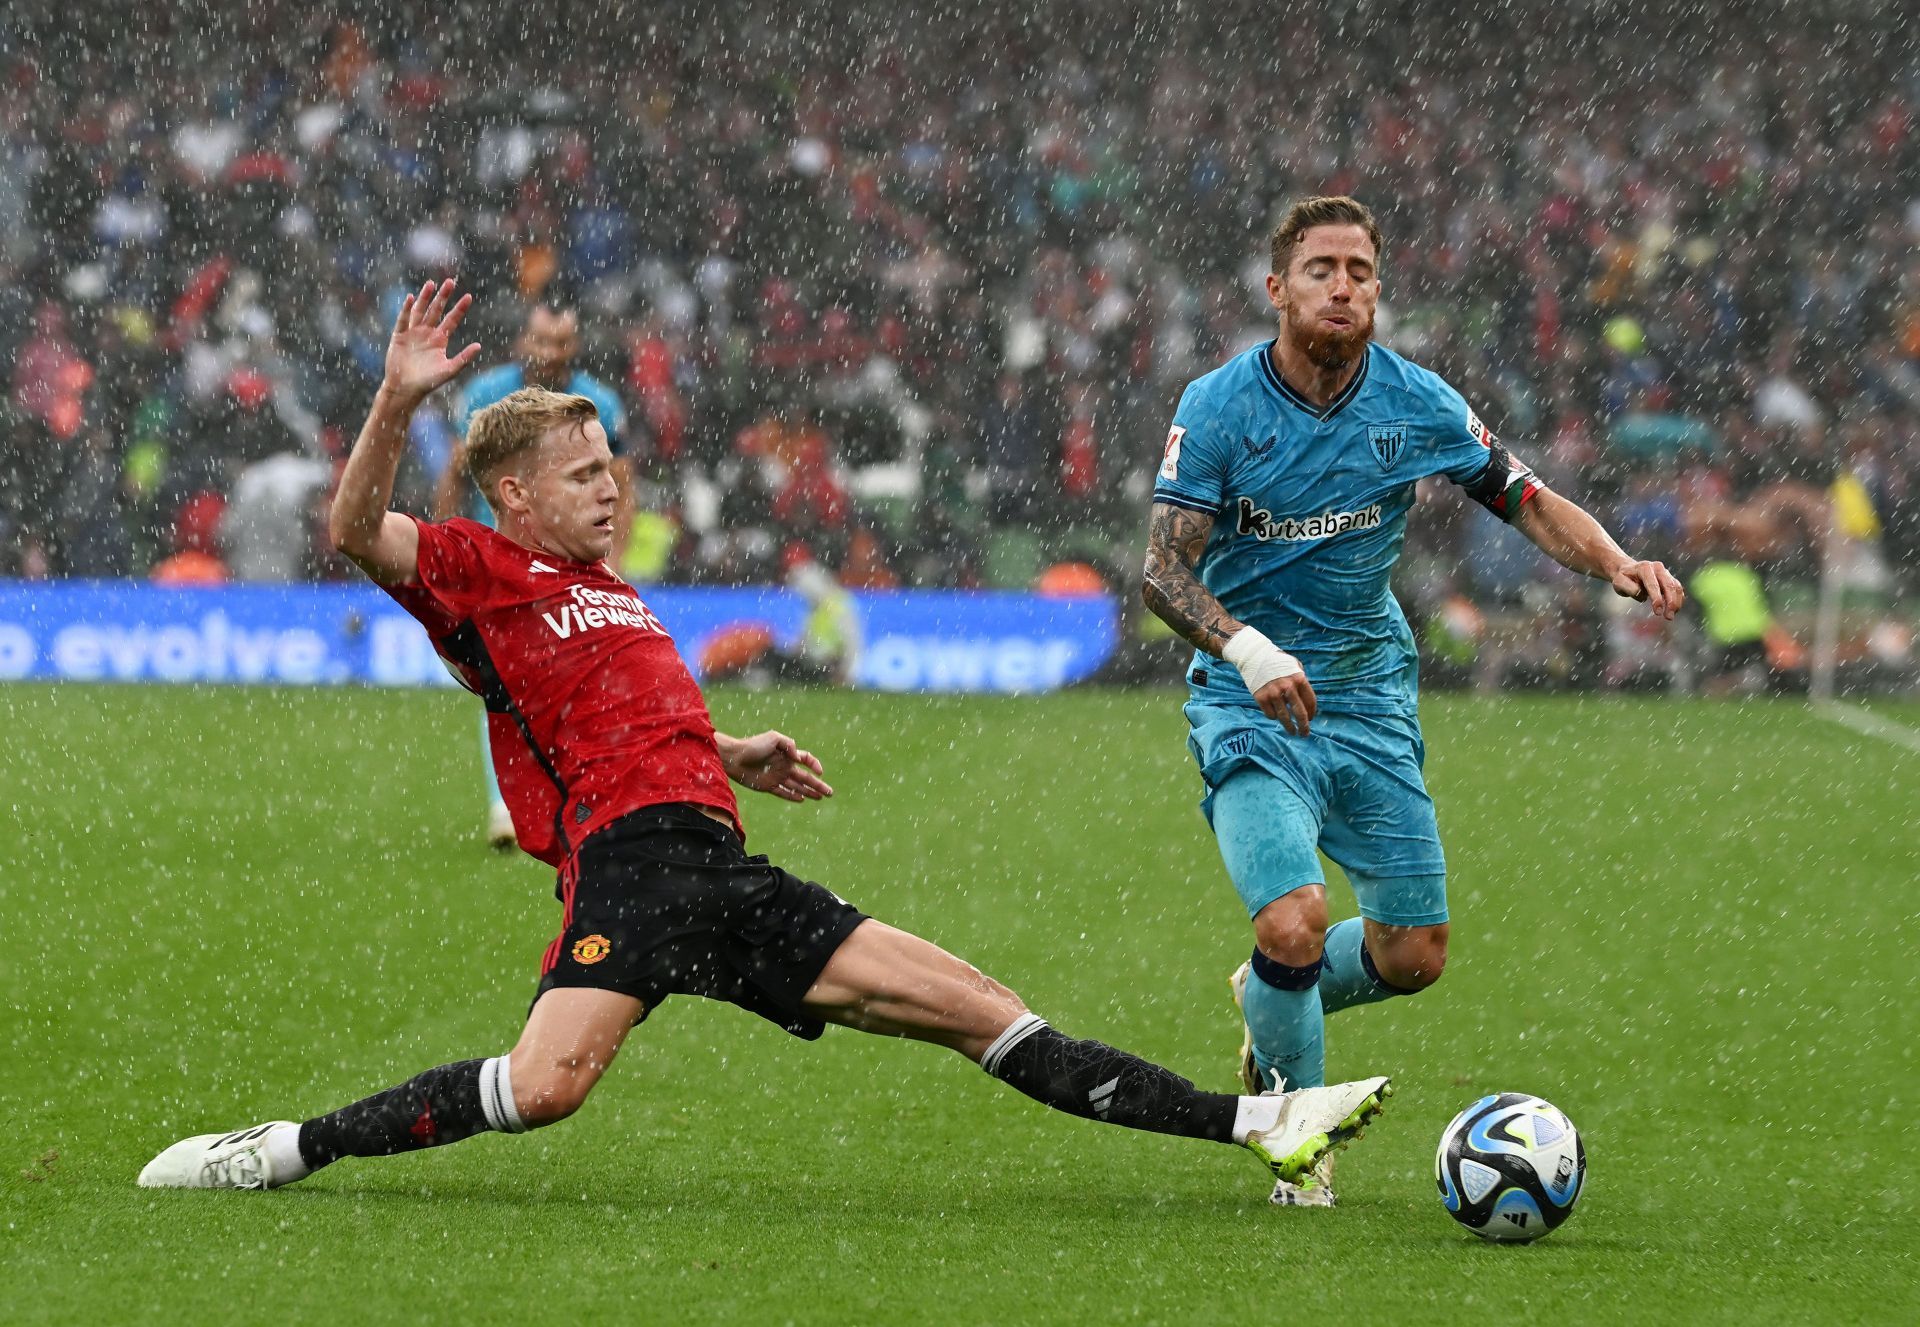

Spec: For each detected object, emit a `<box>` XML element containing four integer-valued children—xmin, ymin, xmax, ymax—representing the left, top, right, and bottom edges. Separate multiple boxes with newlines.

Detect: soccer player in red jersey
<box><xmin>138</xmin><ymin>281</ymin><xmax>1390</xmax><ymax>1196</ymax></box>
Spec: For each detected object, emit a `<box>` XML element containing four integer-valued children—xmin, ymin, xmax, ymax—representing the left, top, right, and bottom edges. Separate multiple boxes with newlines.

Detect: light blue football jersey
<box><xmin>455</xmin><ymin>365</ymin><xmax>630</xmax><ymax>526</ymax></box>
<box><xmin>1152</xmin><ymin>340</ymin><xmax>1539</xmax><ymax>718</ymax></box>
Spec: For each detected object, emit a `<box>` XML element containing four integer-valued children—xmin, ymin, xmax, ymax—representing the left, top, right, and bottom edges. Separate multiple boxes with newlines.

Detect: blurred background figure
<box><xmin>435</xmin><ymin>300</ymin><xmax>634</xmax><ymax>848</ymax></box>
<box><xmin>695</xmin><ymin>555</ymin><xmax>863</xmax><ymax>688</ymax></box>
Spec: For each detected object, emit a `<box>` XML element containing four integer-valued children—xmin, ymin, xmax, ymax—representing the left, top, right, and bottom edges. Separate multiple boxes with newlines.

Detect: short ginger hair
<box><xmin>464</xmin><ymin>387</ymin><xmax>599</xmax><ymax>510</ymax></box>
<box><xmin>1270</xmin><ymin>196</ymin><xmax>1384</xmax><ymax>274</ymax></box>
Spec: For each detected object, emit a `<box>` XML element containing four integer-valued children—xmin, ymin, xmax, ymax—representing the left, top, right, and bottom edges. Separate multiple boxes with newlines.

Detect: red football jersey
<box><xmin>381</xmin><ymin>516</ymin><xmax>740</xmax><ymax>866</ymax></box>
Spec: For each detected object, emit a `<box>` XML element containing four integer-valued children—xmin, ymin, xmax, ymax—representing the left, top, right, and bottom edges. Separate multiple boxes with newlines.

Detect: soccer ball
<box><xmin>1435</xmin><ymin>1093</ymin><xmax>1586</xmax><ymax>1242</ymax></box>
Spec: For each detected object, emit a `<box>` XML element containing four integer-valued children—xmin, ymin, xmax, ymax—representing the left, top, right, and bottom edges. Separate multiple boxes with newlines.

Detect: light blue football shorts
<box><xmin>1185</xmin><ymin>701</ymin><xmax>1449</xmax><ymax>928</ymax></box>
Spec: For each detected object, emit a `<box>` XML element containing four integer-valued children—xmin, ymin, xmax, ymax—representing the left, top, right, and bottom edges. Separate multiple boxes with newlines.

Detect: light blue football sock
<box><xmin>1243</xmin><ymin>949</ymin><xmax>1325</xmax><ymax>1090</ymax></box>
<box><xmin>1320</xmin><ymin>917</ymin><xmax>1414</xmax><ymax>1014</ymax></box>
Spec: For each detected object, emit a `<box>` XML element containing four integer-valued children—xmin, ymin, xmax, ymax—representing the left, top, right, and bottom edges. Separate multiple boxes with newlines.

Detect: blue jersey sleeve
<box><xmin>456</xmin><ymin>366</ymin><xmax>521</xmax><ymax>438</ymax></box>
<box><xmin>570</xmin><ymin>374</ymin><xmax>629</xmax><ymax>455</ymax></box>
<box><xmin>1151</xmin><ymin>383</ymin><xmax>1235</xmax><ymax>515</ymax></box>
<box><xmin>456</xmin><ymin>368</ymin><xmax>629</xmax><ymax>456</ymax></box>
<box><xmin>1424</xmin><ymin>376</ymin><xmax>1542</xmax><ymax>523</ymax></box>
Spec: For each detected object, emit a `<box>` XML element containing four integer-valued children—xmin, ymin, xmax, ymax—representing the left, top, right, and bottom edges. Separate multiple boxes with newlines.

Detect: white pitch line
<box><xmin>1813</xmin><ymin>701</ymin><xmax>1920</xmax><ymax>756</ymax></box>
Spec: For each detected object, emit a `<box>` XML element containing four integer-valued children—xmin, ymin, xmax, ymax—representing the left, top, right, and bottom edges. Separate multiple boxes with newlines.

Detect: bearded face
<box><xmin>1266</xmin><ymin>221</ymin><xmax>1381</xmax><ymax>374</ymax></box>
<box><xmin>1282</xmin><ymin>290</ymin><xmax>1374</xmax><ymax>370</ymax></box>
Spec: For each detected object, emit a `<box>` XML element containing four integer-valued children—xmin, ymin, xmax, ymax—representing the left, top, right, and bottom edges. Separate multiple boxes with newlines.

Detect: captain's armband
<box><xmin>1460</xmin><ymin>441</ymin><xmax>1542</xmax><ymax>522</ymax></box>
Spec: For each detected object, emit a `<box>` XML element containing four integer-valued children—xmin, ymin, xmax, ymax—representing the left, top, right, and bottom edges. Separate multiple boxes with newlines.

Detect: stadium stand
<box><xmin>0</xmin><ymin>1</ymin><xmax>1913</xmax><ymax>689</ymax></box>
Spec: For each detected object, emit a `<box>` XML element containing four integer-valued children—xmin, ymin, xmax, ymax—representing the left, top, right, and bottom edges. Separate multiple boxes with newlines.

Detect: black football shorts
<box><xmin>535</xmin><ymin>803</ymin><xmax>868</xmax><ymax>1039</ymax></box>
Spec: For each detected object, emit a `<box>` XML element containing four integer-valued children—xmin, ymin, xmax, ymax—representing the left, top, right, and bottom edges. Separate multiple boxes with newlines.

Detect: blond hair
<box><xmin>464</xmin><ymin>387</ymin><xmax>599</xmax><ymax>510</ymax></box>
<box><xmin>1270</xmin><ymin>196</ymin><xmax>1384</xmax><ymax>274</ymax></box>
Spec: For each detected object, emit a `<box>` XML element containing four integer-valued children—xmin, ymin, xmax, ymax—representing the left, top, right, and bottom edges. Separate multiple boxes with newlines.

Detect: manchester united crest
<box><xmin>571</xmin><ymin>934</ymin><xmax>612</xmax><ymax>965</ymax></box>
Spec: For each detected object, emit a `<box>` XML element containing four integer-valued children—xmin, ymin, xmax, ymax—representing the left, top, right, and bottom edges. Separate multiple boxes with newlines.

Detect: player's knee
<box><xmin>945</xmin><ymin>952</ymin><xmax>1028</xmax><ymax>1018</ymax></box>
<box><xmin>943</xmin><ymin>970</ymin><xmax>1032</xmax><ymax>1062</ymax></box>
<box><xmin>510</xmin><ymin>1051</ymin><xmax>606</xmax><ymax>1127</ymax></box>
<box><xmin>989</xmin><ymin>983</ymin><xmax>1028</xmax><ymax>1019</ymax></box>
<box><xmin>1253</xmin><ymin>891</ymin><xmax>1328</xmax><ymax>967</ymax></box>
<box><xmin>1372</xmin><ymin>928</ymin><xmax>1448</xmax><ymax>992</ymax></box>
<box><xmin>988</xmin><ymin>975</ymin><xmax>1028</xmax><ymax>1016</ymax></box>
<box><xmin>968</xmin><ymin>973</ymin><xmax>1031</xmax><ymax>1041</ymax></box>
<box><xmin>519</xmin><ymin>1075</ymin><xmax>595</xmax><ymax>1127</ymax></box>
<box><xmin>1379</xmin><ymin>952</ymin><xmax>1444</xmax><ymax>992</ymax></box>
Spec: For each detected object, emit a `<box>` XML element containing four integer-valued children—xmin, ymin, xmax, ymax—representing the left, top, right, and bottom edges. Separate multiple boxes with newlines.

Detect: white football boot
<box><xmin>137</xmin><ymin>1122</ymin><xmax>301</xmax><ymax>1190</ymax></box>
<box><xmin>1227</xmin><ymin>960</ymin><xmax>1262</xmax><ymax>1096</ymax></box>
<box><xmin>1240</xmin><ymin>1077</ymin><xmax>1390</xmax><ymax>1187</ymax></box>
<box><xmin>1269</xmin><ymin>1151</ymin><xmax>1338</xmax><ymax>1207</ymax></box>
<box><xmin>486</xmin><ymin>801</ymin><xmax>516</xmax><ymax>851</ymax></box>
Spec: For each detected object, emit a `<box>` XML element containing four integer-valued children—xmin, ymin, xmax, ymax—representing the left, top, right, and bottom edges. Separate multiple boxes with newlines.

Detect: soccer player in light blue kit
<box><xmin>1142</xmin><ymin>197</ymin><xmax>1683</xmax><ymax>1206</ymax></box>
<box><xmin>434</xmin><ymin>301</ymin><xmax>632</xmax><ymax>847</ymax></box>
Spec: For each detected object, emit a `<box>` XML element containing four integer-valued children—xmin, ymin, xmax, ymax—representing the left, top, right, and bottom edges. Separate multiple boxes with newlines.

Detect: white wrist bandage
<box><xmin>1223</xmin><ymin>626</ymin><xmax>1303</xmax><ymax>692</ymax></box>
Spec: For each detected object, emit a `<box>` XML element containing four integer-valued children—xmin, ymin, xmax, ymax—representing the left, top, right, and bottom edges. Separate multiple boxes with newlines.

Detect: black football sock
<box><xmin>980</xmin><ymin>1014</ymin><xmax>1238</xmax><ymax>1143</ymax></box>
<box><xmin>297</xmin><ymin>1055</ymin><xmax>525</xmax><ymax>1171</ymax></box>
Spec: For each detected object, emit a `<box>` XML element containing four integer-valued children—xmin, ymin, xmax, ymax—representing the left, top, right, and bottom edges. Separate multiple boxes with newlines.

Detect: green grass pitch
<box><xmin>2</xmin><ymin>684</ymin><xmax>1916</xmax><ymax>1324</ymax></box>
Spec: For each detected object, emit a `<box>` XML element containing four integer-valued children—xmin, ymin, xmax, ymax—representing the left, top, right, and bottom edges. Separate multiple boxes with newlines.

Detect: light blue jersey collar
<box><xmin>1253</xmin><ymin>340</ymin><xmax>1372</xmax><ymax>422</ymax></box>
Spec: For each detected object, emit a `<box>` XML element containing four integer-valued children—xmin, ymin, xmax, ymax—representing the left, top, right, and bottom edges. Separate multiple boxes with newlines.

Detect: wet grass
<box><xmin>2</xmin><ymin>685</ymin><xmax>1915</xmax><ymax>1324</ymax></box>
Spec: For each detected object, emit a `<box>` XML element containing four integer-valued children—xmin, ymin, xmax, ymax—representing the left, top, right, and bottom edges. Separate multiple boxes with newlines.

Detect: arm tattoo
<box><xmin>1141</xmin><ymin>502</ymin><xmax>1240</xmax><ymax>656</ymax></box>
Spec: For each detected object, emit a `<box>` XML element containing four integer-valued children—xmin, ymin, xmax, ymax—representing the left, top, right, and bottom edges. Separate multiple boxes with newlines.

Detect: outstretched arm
<box><xmin>1142</xmin><ymin>501</ymin><xmax>1317</xmax><ymax>736</ymax></box>
<box><xmin>714</xmin><ymin>730</ymin><xmax>834</xmax><ymax>802</ymax></box>
<box><xmin>329</xmin><ymin>279</ymin><xmax>481</xmax><ymax>585</ymax></box>
<box><xmin>431</xmin><ymin>440</ymin><xmax>469</xmax><ymax>523</ymax></box>
<box><xmin>1513</xmin><ymin>489</ymin><xmax>1684</xmax><ymax>620</ymax></box>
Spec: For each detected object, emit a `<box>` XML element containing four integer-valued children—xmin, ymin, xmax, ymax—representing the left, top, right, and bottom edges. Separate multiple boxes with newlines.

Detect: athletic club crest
<box><xmin>1368</xmin><ymin>422</ymin><xmax>1407</xmax><ymax>470</ymax></box>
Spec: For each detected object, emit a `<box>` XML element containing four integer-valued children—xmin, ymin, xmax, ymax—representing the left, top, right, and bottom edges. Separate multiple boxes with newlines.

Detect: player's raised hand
<box><xmin>724</xmin><ymin>730</ymin><xmax>834</xmax><ymax>803</ymax></box>
<box><xmin>1610</xmin><ymin>558</ymin><xmax>1685</xmax><ymax>621</ymax></box>
<box><xmin>383</xmin><ymin>278</ymin><xmax>481</xmax><ymax>404</ymax></box>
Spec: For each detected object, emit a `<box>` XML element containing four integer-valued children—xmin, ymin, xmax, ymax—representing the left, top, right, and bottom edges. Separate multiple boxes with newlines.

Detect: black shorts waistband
<box><xmin>581</xmin><ymin>803</ymin><xmax>741</xmax><ymax>852</ymax></box>
<box><xmin>559</xmin><ymin>802</ymin><xmax>744</xmax><ymax>901</ymax></box>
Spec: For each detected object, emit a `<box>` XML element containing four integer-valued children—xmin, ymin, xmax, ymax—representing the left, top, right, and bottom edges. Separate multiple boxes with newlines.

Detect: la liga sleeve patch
<box><xmin>1159</xmin><ymin>424</ymin><xmax>1187</xmax><ymax>482</ymax></box>
<box><xmin>1466</xmin><ymin>408</ymin><xmax>1492</xmax><ymax>447</ymax></box>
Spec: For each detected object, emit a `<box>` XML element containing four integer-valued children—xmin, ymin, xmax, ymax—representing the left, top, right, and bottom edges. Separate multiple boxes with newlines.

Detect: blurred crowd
<box><xmin>1</xmin><ymin>1</ymin><xmax>1916</xmax><ymax>683</ymax></box>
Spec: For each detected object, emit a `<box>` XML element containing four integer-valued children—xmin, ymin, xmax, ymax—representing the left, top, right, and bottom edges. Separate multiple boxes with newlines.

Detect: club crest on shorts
<box><xmin>1368</xmin><ymin>422</ymin><xmax>1407</xmax><ymax>470</ymax></box>
<box><xmin>571</xmin><ymin>934</ymin><xmax>612</xmax><ymax>965</ymax></box>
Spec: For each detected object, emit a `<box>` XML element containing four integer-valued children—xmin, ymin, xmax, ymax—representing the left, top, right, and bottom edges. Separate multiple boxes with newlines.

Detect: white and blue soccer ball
<box><xmin>1435</xmin><ymin>1093</ymin><xmax>1586</xmax><ymax>1242</ymax></box>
